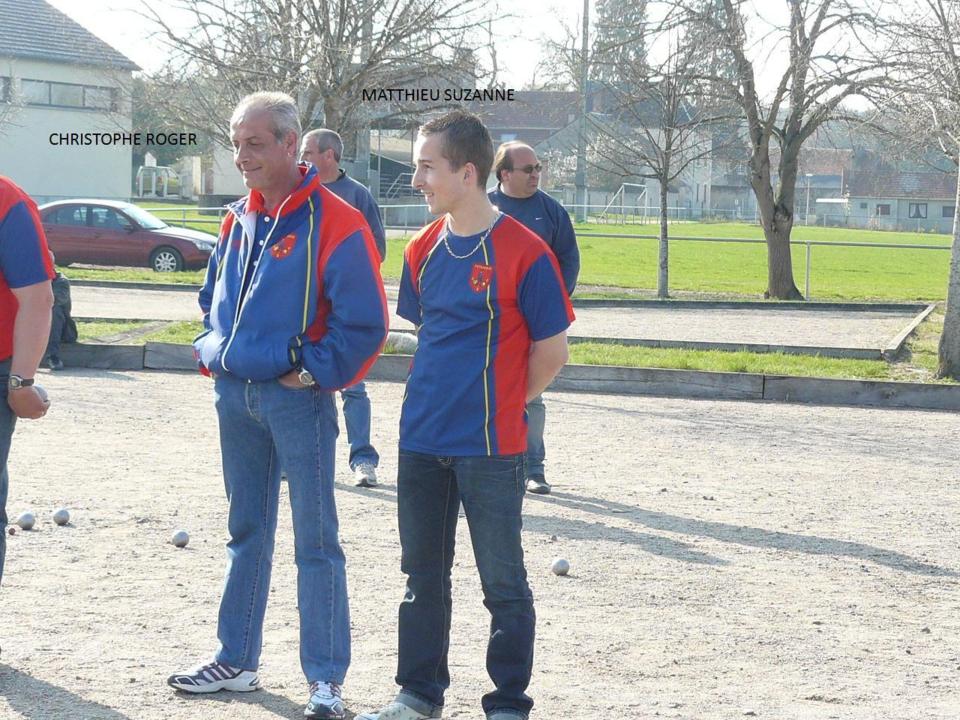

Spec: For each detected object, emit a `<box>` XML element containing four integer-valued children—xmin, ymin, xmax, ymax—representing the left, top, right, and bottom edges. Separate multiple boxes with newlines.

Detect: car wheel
<box><xmin>150</xmin><ymin>247</ymin><xmax>184</xmax><ymax>272</ymax></box>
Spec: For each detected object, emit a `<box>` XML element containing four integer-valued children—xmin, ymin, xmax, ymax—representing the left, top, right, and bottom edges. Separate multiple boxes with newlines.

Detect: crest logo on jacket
<box><xmin>270</xmin><ymin>233</ymin><xmax>296</xmax><ymax>260</ymax></box>
<box><xmin>470</xmin><ymin>263</ymin><xmax>494</xmax><ymax>292</ymax></box>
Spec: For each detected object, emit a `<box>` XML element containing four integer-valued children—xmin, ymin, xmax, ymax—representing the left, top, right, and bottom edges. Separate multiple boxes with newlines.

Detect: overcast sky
<box><xmin>45</xmin><ymin>0</ymin><xmax>592</xmax><ymax>90</ymax></box>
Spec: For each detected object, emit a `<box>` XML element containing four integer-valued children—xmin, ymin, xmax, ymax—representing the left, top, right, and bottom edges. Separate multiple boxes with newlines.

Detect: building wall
<box><xmin>0</xmin><ymin>57</ymin><xmax>133</xmax><ymax>202</ymax></box>
<box><xmin>845</xmin><ymin>196</ymin><xmax>955</xmax><ymax>233</ymax></box>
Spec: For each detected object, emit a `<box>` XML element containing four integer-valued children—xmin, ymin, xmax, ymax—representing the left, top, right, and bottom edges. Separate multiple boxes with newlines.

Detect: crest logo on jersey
<box><xmin>470</xmin><ymin>263</ymin><xmax>494</xmax><ymax>292</ymax></box>
<box><xmin>270</xmin><ymin>233</ymin><xmax>296</xmax><ymax>260</ymax></box>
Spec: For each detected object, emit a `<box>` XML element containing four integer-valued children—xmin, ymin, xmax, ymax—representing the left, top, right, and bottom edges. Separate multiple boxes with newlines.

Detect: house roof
<box><xmin>847</xmin><ymin>170</ymin><xmax>957</xmax><ymax>200</ymax></box>
<box><xmin>0</xmin><ymin>0</ymin><xmax>139</xmax><ymax>71</ymax></box>
<box><xmin>468</xmin><ymin>91</ymin><xmax>580</xmax><ymax>131</ymax></box>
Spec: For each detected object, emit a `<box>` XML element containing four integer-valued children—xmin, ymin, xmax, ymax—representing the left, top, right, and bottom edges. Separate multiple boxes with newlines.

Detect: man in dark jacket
<box><xmin>44</xmin><ymin>251</ymin><xmax>76</xmax><ymax>371</ymax></box>
<box><xmin>488</xmin><ymin>141</ymin><xmax>580</xmax><ymax>495</ymax></box>
<box><xmin>300</xmin><ymin>128</ymin><xmax>385</xmax><ymax>488</ymax></box>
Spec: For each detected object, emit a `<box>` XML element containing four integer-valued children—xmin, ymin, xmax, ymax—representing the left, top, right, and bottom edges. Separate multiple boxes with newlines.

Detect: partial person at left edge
<box><xmin>0</xmin><ymin>175</ymin><xmax>55</xmax><ymax>596</ymax></box>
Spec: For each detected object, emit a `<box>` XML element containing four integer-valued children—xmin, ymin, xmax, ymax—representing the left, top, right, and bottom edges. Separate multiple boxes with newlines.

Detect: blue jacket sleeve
<box><xmin>300</xmin><ymin>230</ymin><xmax>388</xmax><ymax>390</ymax></box>
<box><xmin>198</xmin><ymin>249</ymin><xmax>219</xmax><ymax>331</ymax></box>
<box><xmin>0</xmin><ymin>201</ymin><xmax>52</xmax><ymax>288</ymax></box>
<box><xmin>361</xmin><ymin>193</ymin><xmax>387</xmax><ymax>262</ymax></box>
<box><xmin>551</xmin><ymin>204</ymin><xmax>580</xmax><ymax>296</ymax></box>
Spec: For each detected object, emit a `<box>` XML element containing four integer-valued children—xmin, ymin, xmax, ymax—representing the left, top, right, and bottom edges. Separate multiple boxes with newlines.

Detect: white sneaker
<box><xmin>304</xmin><ymin>681</ymin><xmax>345</xmax><ymax>719</ymax></box>
<box><xmin>167</xmin><ymin>660</ymin><xmax>260</xmax><ymax>693</ymax></box>
<box><xmin>354</xmin><ymin>462</ymin><xmax>378</xmax><ymax>488</ymax></box>
<box><xmin>357</xmin><ymin>700</ymin><xmax>440</xmax><ymax>720</ymax></box>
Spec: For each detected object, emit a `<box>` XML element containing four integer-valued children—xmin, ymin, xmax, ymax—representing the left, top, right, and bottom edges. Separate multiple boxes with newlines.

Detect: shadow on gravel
<box><xmin>531</xmin><ymin>491</ymin><xmax>956</xmax><ymax>577</ymax></box>
<box><xmin>174</xmin><ymin>686</ymin><xmax>321</xmax><ymax>718</ymax></box>
<box><xmin>0</xmin><ymin>664</ymin><xmax>133</xmax><ymax>719</ymax></box>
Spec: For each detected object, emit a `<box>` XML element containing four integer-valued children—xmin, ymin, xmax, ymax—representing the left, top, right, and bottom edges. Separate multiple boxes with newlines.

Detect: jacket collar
<box><xmin>228</xmin><ymin>163</ymin><xmax>320</xmax><ymax>219</ymax></box>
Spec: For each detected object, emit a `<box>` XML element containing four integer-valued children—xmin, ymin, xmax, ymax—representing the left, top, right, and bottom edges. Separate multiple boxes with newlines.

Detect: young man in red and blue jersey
<box><xmin>168</xmin><ymin>92</ymin><xmax>388</xmax><ymax>720</ymax></box>
<box><xmin>0</xmin><ymin>176</ymin><xmax>54</xmax><ymax>591</ymax></box>
<box><xmin>359</xmin><ymin>111</ymin><xmax>572</xmax><ymax>720</ymax></box>
<box><xmin>489</xmin><ymin>141</ymin><xmax>580</xmax><ymax>495</ymax></box>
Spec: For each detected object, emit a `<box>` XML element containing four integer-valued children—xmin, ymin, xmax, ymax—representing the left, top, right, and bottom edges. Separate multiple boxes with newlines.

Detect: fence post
<box><xmin>805</xmin><ymin>240</ymin><xmax>812</xmax><ymax>300</ymax></box>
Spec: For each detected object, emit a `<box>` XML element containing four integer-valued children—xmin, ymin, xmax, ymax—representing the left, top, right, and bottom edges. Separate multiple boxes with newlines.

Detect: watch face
<box><xmin>8</xmin><ymin>376</ymin><xmax>21</xmax><ymax>389</ymax></box>
<box><xmin>298</xmin><ymin>369</ymin><xmax>314</xmax><ymax>385</ymax></box>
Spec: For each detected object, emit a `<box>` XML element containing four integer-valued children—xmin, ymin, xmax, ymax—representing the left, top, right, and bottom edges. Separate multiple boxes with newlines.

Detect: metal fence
<box><xmin>148</xmin><ymin>205</ymin><xmax>952</xmax><ymax>300</ymax></box>
<box><xmin>576</xmin><ymin>231</ymin><xmax>951</xmax><ymax>300</ymax></box>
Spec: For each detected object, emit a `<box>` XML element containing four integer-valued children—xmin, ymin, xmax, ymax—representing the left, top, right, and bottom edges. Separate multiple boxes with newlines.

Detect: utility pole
<box><xmin>575</xmin><ymin>0</ymin><xmax>589</xmax><ymax>223</ymax></box>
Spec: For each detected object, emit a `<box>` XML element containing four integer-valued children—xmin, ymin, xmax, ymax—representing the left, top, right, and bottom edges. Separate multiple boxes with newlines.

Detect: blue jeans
<box><xmin>212</xmin><ymin>375</ymin><xmax>350</xmax><ymax>683</ymax></box>
<box><xmin>340</xmin><ymin>381</ymin><xmax>379</xmax><ymax>469</ymax></box>
<box><xmin>395</xmin><ymin>450</ymin><xmax>534</xmax><ymax>719</ymax></box>
<box><xmin>525</xmin><ymin>395</ymin><xmax>545</xmax><ymax>478</ymax></box>
<box><xmin>0</xmin><ymin>359</ymin><xmax>15</xmax><ymax>586</ymax></box>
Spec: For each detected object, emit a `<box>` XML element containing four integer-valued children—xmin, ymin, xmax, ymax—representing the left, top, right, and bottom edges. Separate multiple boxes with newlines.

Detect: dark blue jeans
<box><xmin>395</xmin><ymin>450</ymin><xmax>534</xmax><ymax>720</ymax></box>
<box><xmin>0</xmin><ymin>358</ymin><xmax>16</xmax><ymax>586</ymax></box>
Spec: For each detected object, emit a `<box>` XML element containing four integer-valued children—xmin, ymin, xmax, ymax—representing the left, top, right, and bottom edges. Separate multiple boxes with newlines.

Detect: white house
<box><xmin>0</xmin><ymin>0</ymin><xmax>139</xmax><ymax>202</ymax></box>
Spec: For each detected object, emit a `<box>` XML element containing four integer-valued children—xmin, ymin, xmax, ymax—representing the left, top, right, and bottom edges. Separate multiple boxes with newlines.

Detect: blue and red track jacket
<box><xmin>195</xmin><ymin>165</ymin><xmax>388</xmax><ymax>388</ymax></box>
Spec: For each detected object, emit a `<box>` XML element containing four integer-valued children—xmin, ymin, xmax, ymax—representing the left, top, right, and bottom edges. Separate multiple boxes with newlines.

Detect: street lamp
<box><xmin>805</xmin><ymin>173</ymin><xmax>813</xmax><ymax>225</ymax></box>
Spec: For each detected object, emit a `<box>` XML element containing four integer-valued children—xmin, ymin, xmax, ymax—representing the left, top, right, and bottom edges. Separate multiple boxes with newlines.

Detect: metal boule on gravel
<box><xmin>52</xmin><ymin>508</ymin><xmax>70</xmax><ymax>526</ymax></box>
<box><xmin>15</xmin><ymin>512</ymin><xmax>35</xmax><ymax>531</ymax></box>
<box><xmin>170</xmin><ymin>529</ymin><xmax>190</xmax><ymax>548</ymax></box>
<box><xmin>551</xmin><ymin>557</ymin><xmax>570</xmax><ymax>576</ymax></box>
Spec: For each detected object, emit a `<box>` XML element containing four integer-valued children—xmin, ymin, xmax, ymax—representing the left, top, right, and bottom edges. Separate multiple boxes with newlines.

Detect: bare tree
<box><xmin>591</xmin><ymin>29</ymin><xmax>730</xmax><ymax>297</ymax></box>
<box><xmin>0</xmin><ymin>78</ymin><xmax>23</xmax><ymax>139</ymax></box>
<box><xmin>140</xmin><ymin>0</ymin><xmax>496</xmax><ymax>150</ymax></box>
<box><xmin>886</xmin><ymin>0</ymin><xmax>960</xmax><ymax>378</ymax></box>
<box><xmin>674</xmin><ymin>0</ymin><xmax>891</xmax><ymax>299</ymax></box>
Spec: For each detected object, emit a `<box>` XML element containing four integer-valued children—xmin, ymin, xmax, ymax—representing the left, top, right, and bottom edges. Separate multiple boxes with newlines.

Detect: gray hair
<box><xmin>230</xmin><ymin>91</ymin><xmax>301</xmax><ymax>142</ymax></box>
<box><xmin>303</xmin><ymin>128</ymin><xmax>343</xmax><ymax>162</ymax></box>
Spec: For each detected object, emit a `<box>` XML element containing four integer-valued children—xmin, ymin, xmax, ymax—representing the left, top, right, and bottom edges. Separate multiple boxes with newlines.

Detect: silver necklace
<box><xmin>441</xmin><ymin>213</ymin><xmax>499</xmax><ymax>259</ymax></box>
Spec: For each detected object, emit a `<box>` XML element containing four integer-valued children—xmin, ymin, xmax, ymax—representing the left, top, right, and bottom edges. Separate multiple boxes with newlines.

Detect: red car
<box><xmin>39</xmin><ymin>200</ymin><xmax>216</xmax><ymax>272</ymax></box>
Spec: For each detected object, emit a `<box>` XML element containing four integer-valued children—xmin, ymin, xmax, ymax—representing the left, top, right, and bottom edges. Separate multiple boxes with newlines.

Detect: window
<box><xmin>84</xmin><ymin>86</ymin><xmax>115</xmax><ymax>111</ymax></box>
<box><xmin>89</xmin><ymin>207</ymin><xmax>132</xmax><ymax>231</ymax></box>
<box><xmin>0</xmin><ymin>77</ymin><xmax>9</xmax><ymax>103</ymax></box>
<box><xmin>943</xmin><ymin>205</ymin><xmax>955</xmax><ymax>218</ymax></box>
<box><xmin>20</xmin><ymin>79</ymin><xmax>118</xmax><ymax>111</ymax></box>
<box><xmin>50</xmin><ymin>82</ymin><xmax>83</xmax><ymax>107</ymax></box>
<box><xmin>908</xmin><ymin>203</ymin><xmax>928</xmax><ymax>219</ymax></box>
<box><xmin>876</xmin><ymin>204</ymin><xmax>891</xmax><ymax>216</ymax></box>
<box><xmin>49</xmin><ymin>206</ymin><xmax>86</xmax><ymax>226</ymax></box>
<box><xmin>21</xmin><ymin>79</ymin><xmax>48</xmax><ymax>104</ymax></box>
<box><xmin>859</xmin><ymin>202</ymin><xmax>868</xmax><ymax>209</ymax></box>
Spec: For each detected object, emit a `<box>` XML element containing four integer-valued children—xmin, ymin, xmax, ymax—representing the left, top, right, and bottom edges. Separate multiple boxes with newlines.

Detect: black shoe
<box><xmin>48</xmin><ymin>356</ymin><xmax>64</xmax><ymax>371</ymax></box>
<box><xmin>526</xmin><ymin>475</ymin><xmax>551</xmax><ymax>494</ymax></box>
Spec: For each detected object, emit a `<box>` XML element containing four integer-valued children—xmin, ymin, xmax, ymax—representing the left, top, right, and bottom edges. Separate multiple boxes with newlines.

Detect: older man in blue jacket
<box><xmin>168</xmin><ymin>92</ymin><xmax>388</xmax><ymax>720</ymax></box>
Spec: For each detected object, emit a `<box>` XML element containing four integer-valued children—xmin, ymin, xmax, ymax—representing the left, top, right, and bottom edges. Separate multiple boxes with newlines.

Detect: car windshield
<box><xmin>122</xmin><ymin>204</ymin><xmax>167</xmax><ymax>230</ymax></box>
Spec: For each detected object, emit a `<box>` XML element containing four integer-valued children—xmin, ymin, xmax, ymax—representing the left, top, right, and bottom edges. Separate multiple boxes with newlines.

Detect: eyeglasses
<box><xmin>511</xmin><ymin>164</ymin><xmax>542</xmax><ymax>175</ymax></box>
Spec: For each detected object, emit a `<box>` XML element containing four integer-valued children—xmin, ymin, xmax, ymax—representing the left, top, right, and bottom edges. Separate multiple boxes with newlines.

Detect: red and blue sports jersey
<box><xmin>0</xmin><ymin>176</ymin><xmax>54</xmax><ymax>361</ymax></box>
<box><xmin>397</xmin><ymin>213</ymin><xmax>574</xmax><ymax>456</ymax></box>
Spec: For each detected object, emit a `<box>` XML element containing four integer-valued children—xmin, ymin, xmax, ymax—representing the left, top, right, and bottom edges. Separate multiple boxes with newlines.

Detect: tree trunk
<box><xmin>763</xmin><ymin>205</ymin><xmax>803</xmax><ymax>300</ymax></box>
<box><xmin>937</xmin><ymin>162</ymin><xmax>960</xmax><ymax>379</ymax></box>
<box><xmin>657</xmin><ymin>177</ymin><xmax>669</xmax><ymax>298</ymax></box>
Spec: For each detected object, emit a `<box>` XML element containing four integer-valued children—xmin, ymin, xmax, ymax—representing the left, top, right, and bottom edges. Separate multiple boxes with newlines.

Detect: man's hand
<box><xmin>8</xmin><ymin>386</ymin><xmax>49</xmax><ymax>419</ymax></box>
<box><xmin>278</xmin><ymin>369</ymin><xmax>308</xmax><ymax>389</ymax></box>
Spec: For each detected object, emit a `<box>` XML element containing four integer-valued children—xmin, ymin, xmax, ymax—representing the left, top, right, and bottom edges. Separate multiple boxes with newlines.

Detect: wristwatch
<box><xmin>297</xmin><ymin>367</ymin><xmax>316</xmax><ymax>387</ymax></box>
<box><xmin>8</xmin><ymin>375</ymin><xmax>34</xmax><ymax>390</ymax></box>
<box><xmin>7</xmin><ymin>375</ymin><xmax>33</xmax><ymax>390</ymax></box>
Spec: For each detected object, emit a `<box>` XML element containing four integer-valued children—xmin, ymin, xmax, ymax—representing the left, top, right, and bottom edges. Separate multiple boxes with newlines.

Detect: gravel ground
<box><xmin>1</xmin><ymin>370</ymin><xmax>958</xmax><ymax>719</ymax></box>
<box><xmin>72</xmin><ymin>286</ymin><xmax>919</xmax><ymax>350</ymax></box>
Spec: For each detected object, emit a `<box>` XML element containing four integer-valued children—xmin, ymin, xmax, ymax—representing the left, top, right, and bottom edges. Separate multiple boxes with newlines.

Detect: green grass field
<box><xmin>102</xmin><ymin>208</ymin><xmax>955</xmax><ymax>301</ymax></box>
